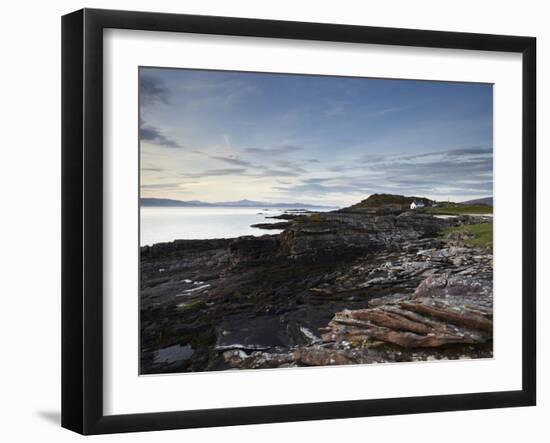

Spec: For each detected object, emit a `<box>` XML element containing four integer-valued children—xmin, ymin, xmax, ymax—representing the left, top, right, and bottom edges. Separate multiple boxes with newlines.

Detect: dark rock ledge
<box><xmin>221</xmin><ymin>270</ymin><xmax>493</xmax><ymax>370</ymax></box>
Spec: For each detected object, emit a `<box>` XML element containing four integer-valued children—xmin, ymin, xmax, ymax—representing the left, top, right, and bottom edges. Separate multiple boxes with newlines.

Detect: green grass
<box><xmin>308</xmin><ymin>213</ymin><xmax>323</xmax><ymax>222</ymax></box>
<box><xmin>176</xmin><ymin>299</ymin><xmax>203</xmax><ymax>310</ymax></box>
<box><xmin>427</xmin><ymin>204</ymin><xmax>493</xmax><ymax>215</ymax></box>
<box><xmin>441</xmin><ymin>222</ymin><xmax>493</xmax><ymax>248</ymax></box>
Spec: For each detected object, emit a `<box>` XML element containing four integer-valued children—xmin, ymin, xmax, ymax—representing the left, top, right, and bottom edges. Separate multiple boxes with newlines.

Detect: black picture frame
<box><xmin>62</xmin><ymin>8</ymin><xmax>536</xmax><ymax>435</ymax></box>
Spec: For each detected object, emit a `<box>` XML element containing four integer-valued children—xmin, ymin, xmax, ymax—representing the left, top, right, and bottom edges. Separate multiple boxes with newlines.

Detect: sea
<box><xmin>140</xmin><ymin>206</ymin><xmax>332</xmax><ymax>246</ymax></box>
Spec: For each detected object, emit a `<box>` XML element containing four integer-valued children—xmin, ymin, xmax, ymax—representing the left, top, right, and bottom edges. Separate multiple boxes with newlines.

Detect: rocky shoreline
<box><xmin>140</xmin><ymin>196</ymin><xmax>493</xmax><ymax>373</ymax></box>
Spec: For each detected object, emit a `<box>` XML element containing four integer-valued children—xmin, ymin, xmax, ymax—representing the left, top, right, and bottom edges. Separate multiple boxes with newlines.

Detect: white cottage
<box><xmin>410</xmin><ymin>201</ymin><xmax>425</xmax><ymax>209</ymax></box>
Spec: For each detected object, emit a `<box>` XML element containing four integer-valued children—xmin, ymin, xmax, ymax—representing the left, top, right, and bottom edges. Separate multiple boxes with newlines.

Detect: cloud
<box><xmin>327</xmin><ymin>165</ymin><xmax>354</xmax><ymax>173</ymax></box>
<box><xmin>141</xmin><ymin>167</ymin><xmax>165</xmax><ymax>172</ymax></box>
<box><xmin>190</xmin><ymin>150</ymin><xmax>311</xmax><ymax>177</ymax></box>
<box><xmin>366</xmin><ymin>104</ymin><xmax>411</xmax><ymax>117</ymax></box>
<box><xmin>178</xmin><ymin>162</ymin><xmax>307</xmax><ymax>180</ymax></box>
<box><xmin>140</xmin><ymin>75</ymin><xmax>169</xmax><ymax>106</ymax></box>
<box><xmin>244</xmin><ymin>145</ymin><xmax>304</xmax><ymax>155</ymax></box>
<box><xmin>273</xmin><ymin>160</ymin><xmax>293</xmax><ymax>168</ymax></box>
<box><xmin>382</xmin><ymin>157</ymin><xmax>492</xmax><ymax>176</ymax></box>
<box><xmin>272</xmin><ymin>150</ymin><xmax>492</xmax><ymax>200</ymax></box>
<box><xmin>324</xmin><ymin>99</ymin><xmax>348</xmax><ymax>116</ymax></box>
<box><xmin>396</xmin><ymin>147</ymin><xmax>492</xmax><ymax>162</ymax></box>
<box><xmin>259</xmin><ymin>168</ymin><xmax>301</xmax><ymax>177</ymax></box>
<box><xmin>209</xmin><ymin>155</ymin><xmax>252</xmax><ymax>167</ymax></box>
<box><xmin>182</xmin><ymin>168</ymin><xmax>247</xmax><ymax>178</ymax></box>
<box><xmin>270</xmin><ymin>160</ymin><xmax>309</xmax><ymax>174</ymax></box>
<box><xmin>356</xmin><ymin>153</ymin><xmax>388</xmax><ymax>164</ymax></box>
<box><xmin>274</xmin><ymin>182</ymin><xmax>365</xmax><ymax>195</ymax></box>
<box><xmin>140</xmin><ymin>121</ymin><xmax>182</xmax><ymax>148</ymax></box>
<box><xmin>273</xmin><ymin>176</ymin><xmax>374</xmax><ymax>196</ymax></box>
<box><xmin>354</xmin><ymin>147</ymin><xmax>493</xmax><ymax>174</ymax></box>
<box><xmin>141</xmin><ymin>183</ymin><xmax>184</xmax><ymax>190</ymax></box>
<box><xmin>446</xmin><ymin>147</ymin><xmax>493</xmax><ymax>156</ymax></box>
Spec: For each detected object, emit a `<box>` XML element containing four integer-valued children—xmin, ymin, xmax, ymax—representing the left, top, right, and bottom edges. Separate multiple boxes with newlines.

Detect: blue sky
<box><xmin>140</xmin><ymin>67</ymin><xmax>493</xmax><ymax>207</ymax></box>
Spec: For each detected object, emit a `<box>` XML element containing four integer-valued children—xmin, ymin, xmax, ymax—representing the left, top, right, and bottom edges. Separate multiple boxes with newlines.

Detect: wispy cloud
<box><xmin>244</xmin><ymin>145</ymin><xmax>304</xmax><ymax>156</ymax></box>
<box><xmin>358</xmin><ymin>146</ymin><xmax>492</xmax><ymax>164</ymax></box>
<box><xmin>181</xmin><ymin>168</ymin><xmax>247</xmax><ymax>178</ymax></box>
<box><xmin>324</xmin><ymin>99</ymin><xmax>348</xmax><ymax>116</ymax></box>
<box><xmin>446</xmin><ymin>147</ymin><xmax>493</xmax><ymax>156</ymax></box>
<box><xmin>209</xmin><ymin>155</ymin><xmax>252</xmax><ymax>167</ymax></box>
<box><xmin>259</xmin><ymin>168</ymin><xmax>301</xmax><ymax>177</ymax></box>
<box><xmin>181</xmin><ymin>148</ymin><xmax>311</xmax><ymax>179</ymax></box>
<box><xmin>141</xmin><ymin>182</ymin><xmax>183</xmax><ymax>189</ymax></box>
<box><xmin>365</xmin><ymin>104</ymin><xmax>411</xmax><ymax>117</ymax></box>
<box><xmin>139</xmin><ymin>75</ymin><xmax>169</xmax><ymax>106</ymax></box>
<box><xmin>272</xmin><ymin>149</ymin><xmax>493</xmax><ymax>201</ymax></box>
<box><xmin>140</xmin><ymin>120</ymin><xmax>182</xmax><ymax>148</ymax></box>
<box><xmin>141</xmin><ymin>167</ymin><xmax>165</xmax><ymax>172</ymax></box>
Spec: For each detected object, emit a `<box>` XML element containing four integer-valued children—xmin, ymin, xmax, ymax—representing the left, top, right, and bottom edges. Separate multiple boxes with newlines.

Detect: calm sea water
<box><xmin>140</xmin><ymin>206</ymin><xmax>330</xmax><ymax>246</ymax></box>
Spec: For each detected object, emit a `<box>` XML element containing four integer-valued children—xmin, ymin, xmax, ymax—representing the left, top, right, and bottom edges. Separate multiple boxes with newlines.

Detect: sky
<box><xmin>139</xmin><ymin>67</ymin><xmax>493</xmax><ymax>207</ymax></box>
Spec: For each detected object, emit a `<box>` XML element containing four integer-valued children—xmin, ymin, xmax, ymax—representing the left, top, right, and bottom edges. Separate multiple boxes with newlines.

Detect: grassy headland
<box><xmin>427</xmin><ymin>204</ymin><xmax>493</xmax><ymax>215</ymax></box>
<box><xmin>441</xmin><ymin>222</ymin><xmax>493</xmax><ymax>248</ymax></box>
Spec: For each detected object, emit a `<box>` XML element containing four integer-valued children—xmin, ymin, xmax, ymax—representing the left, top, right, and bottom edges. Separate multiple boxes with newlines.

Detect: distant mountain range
<box><xmin>459</xmin><ymin>197</ymin><xmax>493</xmax><ymax>206</ymax></box>
<box><xmin>140</xmin><ymin>198</ymin><xmax>336</xmax><ymax>209</ymax></box>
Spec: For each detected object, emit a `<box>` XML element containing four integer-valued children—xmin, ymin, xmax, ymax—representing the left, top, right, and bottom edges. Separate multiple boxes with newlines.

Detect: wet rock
<box><xmin>250</xmin><ymin>222</ymin><xmax>291</xmax><ymax>230</ymax></box>
<box><xmin>446</xmin><ymin>230</ymin><xmax>475</xmax><ymax>242</ymax></box>
<box><xmin>294</xmin><ymin>347</ymin><xmax>377</xmax><ymax>366</ymax></box>
<box><xmin>321</xmin><ymin>273</ymin><xmax>492</xmax><ymax>350</ymax></box>
<box><xmin>266</xmin><ymin>213</ymin><xmax>303</xmax><ymax>220</ymax></box>
<box><xmin>228</xmin><ymin>235</ymin><xmax>281</xmax><ymax>265</ymax></box>
<box><xmin>412</xmin><ymin>274</ymin><xmax>493</xmax><ymax>310</ymax></box>
<box><xmin>215</xmin><ymin>316</ymin><xmax>291</xmax><ymax>351</ymax></box>
<box><xmin>223</xmin><ymin>350</ymin><xmax>295</xmax><ymax>369</ymax></box>
<box><xmin>368</xmin><ymin>293</ymin><xmax>411</xmax><ymax>307</ymax></box>
<box><xmin>280</xmin><ymin>211</ymin><xmax>452</xmax><ymax>261</ymax></box>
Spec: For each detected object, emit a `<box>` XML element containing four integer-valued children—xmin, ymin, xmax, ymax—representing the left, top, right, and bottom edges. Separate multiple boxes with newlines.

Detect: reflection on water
<box><xmin>154</xmin><ymin>344</ymin><xmax>194</xmax><ymax>364</ymax></box>
<box><xmin>140</xmin><ymin>206</ymin><xmax>330</xmax><ymax>246</ymax></box>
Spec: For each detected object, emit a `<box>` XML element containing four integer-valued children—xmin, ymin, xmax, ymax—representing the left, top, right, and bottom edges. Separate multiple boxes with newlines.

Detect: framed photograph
<box><xmin>62</xmin><ymin>8</ymin><xmax>536</xmax><ymax>435</ymax></box>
